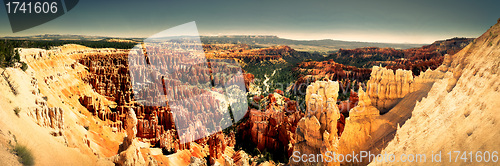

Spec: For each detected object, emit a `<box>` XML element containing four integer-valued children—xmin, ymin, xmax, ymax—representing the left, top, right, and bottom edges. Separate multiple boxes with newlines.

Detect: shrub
<box><xmin>21</xmin><ymin>62</ymin><xmax>28</xmax><ymax>71</ymax></box>
<box><xmin>14</xmin><ymin>107</ymin><xmax>20</xmax><ymax>117</ymax></box>
<box><xmin>13</xmin><ymin>144</ymin><xmax>34</xmax><ymax>166</ymax></box>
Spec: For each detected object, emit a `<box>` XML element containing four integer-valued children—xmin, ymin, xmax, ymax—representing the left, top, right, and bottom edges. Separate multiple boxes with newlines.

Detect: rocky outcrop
<box><xmin>113</xmin><ymin>108</ymin><xmax>146</xmax><ymax>166</ymax></box>
<box><xmin>336</xmin><ymin>86</ymin><xmax>383</xmax><ymax>163</ymax></box>
<box><xmin>292</xmin><ymin>64</ymin><xmax>451</xmax><ymax>165</ymax></box>
<box><xmin>29</xmin><ymin>106</ymin><xmax>65</xmax><ymax>131</ymax></box>
<box><xmin>126</xmin><ymin>108</ymin><xmax>138</xmax><ymax>140</ymax></box>
<box><xmin>349</xmin><ymin>86</ymin><xmax>379</xmax><ymax>118</ymax></box>
<box><xmin>208</xmin><ymin>132</ymin><xmax>228</xmax><ymax>165</ymax></box>
<box><xmin>2</xmin><ymin>68</ymin><xmax>65</xmax><ymax>131</ymax></box>
<box><xmin>238</xmin><ymin>92</ymin><xmax>304</xmax><ymax>158</ymax></box>
<box><xmin>366</xmin><ymin>65</ymin><xmax>446</xmax><ymax>113</ymax></box>
<box><xmin>232</xmin><ymin>150</ymin><xmax>250</xmax><ymax>166</ymax></box>
<box><xmin>366</xmin><ymin>66</ymin><xmax>414</xmax><ymax>113</ymax></box>
<box><xmin>292</xmin><ymin>81</ymin><xmax>342</xmax><ymax>165</ymax></box>
<box><xmin>205</xmin><ymin>45</ymin><xmax>292</xmax><ymax>59</ymax></box>
<box><xmin>188</xmin><ymin>156</ymin><xmax>207</xmax><ymax>166</ymax></box>
<box><xmin>372</xmin><ymin>19</ymin><xmax>500</xmax><ymax>165</ymax></box>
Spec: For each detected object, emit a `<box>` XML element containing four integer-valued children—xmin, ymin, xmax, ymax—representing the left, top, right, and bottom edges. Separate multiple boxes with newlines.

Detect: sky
<box><xmin>0</xmin><ymin>0</ymin><xmax>499</xmax><ymax>44</ymax></box>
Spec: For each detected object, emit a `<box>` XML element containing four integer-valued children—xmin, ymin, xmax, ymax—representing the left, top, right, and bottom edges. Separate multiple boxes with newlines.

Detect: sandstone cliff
<box><xmin>370</xmin><ymin>19</ymin><xmax>500</xmax><ymax>165</ymax></box>
<box><xmin>6</xmin><ymin>44</ymin><xmax>256</xmax><ymax>166</ymax></box>
<box><xmin>113</xmin><ymin>108</ymin><xmax>147</xmax><ymax>166</ymax></box>
<box><xmin>292</xmin><ymin>81</ymin><xmax>343</xmax><ymax>165</ymax></box>
<box><xmin>365</xmin><ymin>65</ymin><xmax>442</xmax><ymax>113</ymax></box>
<box><xmin>292</xmin><ymin>56</ymin><xmax>448</xmax><ymax>165</ymax></box>
<box><xmin>0</xmin><ymin>45</ymin><xmax>119</xmax><ymax>165</ymax></box>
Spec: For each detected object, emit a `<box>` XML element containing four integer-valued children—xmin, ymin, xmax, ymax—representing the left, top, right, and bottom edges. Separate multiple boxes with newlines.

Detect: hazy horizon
<box><xmin>1</xmin><ymin>0</ymin><xmax>499</xmax><ymax>44</ymax></box>
<box><xmin>0</xmin><ymin>33</ymin><xmax>439</xmax><ymax>44</ymax></box>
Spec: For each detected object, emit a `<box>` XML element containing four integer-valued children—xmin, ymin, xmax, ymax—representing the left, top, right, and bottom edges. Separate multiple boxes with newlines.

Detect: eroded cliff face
<box><xmin>366</xmin><ymin>66</ymin><xmax>414</xmax><ymax>113</ymax></box>
<box><xmin>291</xmin><ymin>81</ymin><xmax>343</xmax><ymax>165</ymax></box>
<box><xmin>290</xmin><ymin>20</ymin><xmax>500</xmax><ymax>166</ymax></box>
<box><xmin>292</xmin><ymin>61</ymin><xmax>446</xmax><ymax>165</ymax></box>
<box><xmin>2</xmin><ymin>68</ymin><xmax>65</xmax><ymax>132</ymax></box>
<box><xmin>238</xmin><ymin>90</ymin><xmax>304</xmax><ymax>161</ymax></box>
<box><xmin>0</xmin><ymin>45</ymin><xmax>124</xmax><ymax>165</ymax></box>
<box><xmin>371</xmin><ymin>19</ymin><xmax>500</xmax><ymax>165</ymax></box>
<box><xmin>365</xmin><ymin>66</ymin><xmax>441</xmax><ymax>113</ymax></box>
<box><xmin>7</xmin><ymin>44</ymin><xmax>256</xmax><ymax>166</ymax></box>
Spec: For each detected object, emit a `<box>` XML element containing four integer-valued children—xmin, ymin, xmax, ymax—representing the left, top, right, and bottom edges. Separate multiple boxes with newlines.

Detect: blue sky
<box><xmin>0</xmin><ymin>0</ymin><xmax>499</xmax><ymax>43</ymax></box>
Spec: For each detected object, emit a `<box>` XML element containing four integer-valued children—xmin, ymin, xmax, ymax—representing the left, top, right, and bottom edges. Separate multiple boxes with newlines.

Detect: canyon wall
<box><xmin>290</xmin><ymin>21</ymin><xmax>500</xmax><ymax>166</ymax></box>
<box><xmin>371</xmin><ymin>19</ymin><xmax>500</xmax><ymax>165</ymax></box>
<box><xmin>366</xmin><ymin>66</ymin><xmax>414</xmax><ymax>113</ymax></box>
<box><xmin>291</xmin><ymin>81</ymin><xmax>343</xmax><ymax>165</ymax></box>
<box><xmin>2</xmin><ymin>68</ymin><xmax>65</xmax><ymax>132</ymax></box>
<box><xmin>14</xmin><ymin>44</ymin><xmax>253</xmax><ymax>165</ymax></box>
<box><xmin>366</xmin><ymin>65</ymin><xmax>446</xmax><ymax>113</ymax></box>
<box><xmin>292</xmin><ymin>64</ymin><xmax>446</xmax><ymax>165</ymax></box>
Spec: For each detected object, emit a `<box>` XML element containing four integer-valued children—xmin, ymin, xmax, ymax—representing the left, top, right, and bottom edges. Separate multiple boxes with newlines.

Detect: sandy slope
<box><xmin>0</xmin><ymin>45</ymin><xmax>129</xmax><ymax>165</ymax></box>
<box><xmin>0</xmin><ymin>68</ymin><xmax>106</xmax><ymax>165</ymax></box>
<box><xmin>370</xmin><ymin>20</ymin><xmax>500</xmax><ymax>165</ymax></box>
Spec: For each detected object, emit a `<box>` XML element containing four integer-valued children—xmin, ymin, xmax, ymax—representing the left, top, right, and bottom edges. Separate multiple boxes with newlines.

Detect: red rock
<box><xmin>238</xmin><ymin>94</ymin><xmax>304</xmax><ymax>157</ymax></box>
<box><xmin>77</xmin><ymin>49</ymin><xmax>248</xmax><ymax>164</ymax></box>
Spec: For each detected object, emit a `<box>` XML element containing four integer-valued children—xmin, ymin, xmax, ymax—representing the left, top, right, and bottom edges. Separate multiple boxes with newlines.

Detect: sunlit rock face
<box><xmin>292</xmin><ymin>80</ymin><xmax>343</xmax><ymax>166</ymax></box>
<box><xmin>372</xmin><ymin>19</ymin><xmax>500</xmax><ymax>166</ymax></box>
<box><xmin>365</xmin><ymin>65</ymin><xmax>445</xmax><ymax>114</ymax></box>
<box><xmin>291</xmin><ymin>69</ymin><xmax>443</xmax><ymax>165</ymax></box>
<box><xmin>2</xmin><ymin>67</ymin><xmax>65</xmax><ymax>132</ymax></box>
<box><xmin>366</xmin><ymin>66</ymin><xmax>414</xmax><ymax>113</ymax></box>
<box><xmin>113</xmin><ymin>108</ymin><xmax>146</xmax><ymax>166</ymax></box>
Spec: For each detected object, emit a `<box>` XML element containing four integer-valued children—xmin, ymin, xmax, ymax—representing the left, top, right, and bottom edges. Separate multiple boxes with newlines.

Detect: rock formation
<box><xmin>366</xmin><ymin>66</ymin><xmax>414</xmax><ymax>113</ymax></box>
<box><xmin>349</xmin><ymin>86</ymin><xmax>379</xmax><ymax>118</ymax></box>
<box><xmin>365</xmin><ymin>65</ymin><xmax>446</xmax><ymax>113</ymax></box>
<box><xmin>292</xmin><ymin>66</ymin><xmax>445</xmax><ymax>165</ymax></box>
<box><xmin>292</xmin><ymin>80</ymin><xmax>342</xmax><ymax>165</ymax></box>
<box><xmin>238</xmin><ymin>92</ymin><xmax>304</xmax><ymax>158</ymax></box>
<box><xmin>371</xmin><ymin>18</ymin><xmax>500</xmax><ymax>165</ymax></box>
<box><xmin>204</xmin><ymin>45</ymin><xmax>293</xmax><ymax>63</ymax></box>
<box><xmin>29</xmin><ymin>106</ymin><xmax>65</xmax><ymax>131</ymax></box>
<box><xmin>113</xmin><ymin>108</ymin><xmax>146</xmax><ymax>166</ymax></box>
<box><xmin>2</xmin><ymin>68</ymin><xmax>65</xmax><ymax>132</ymax></box>
<box><xmin>10</xmin><ymin>44</ymin><xmax>255</xmax><ymax>165</ymax></box>
<box><xmin>73</xmin><ymin>42</ymin><xmax>258</xmax><ymax>164</ymax></box>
